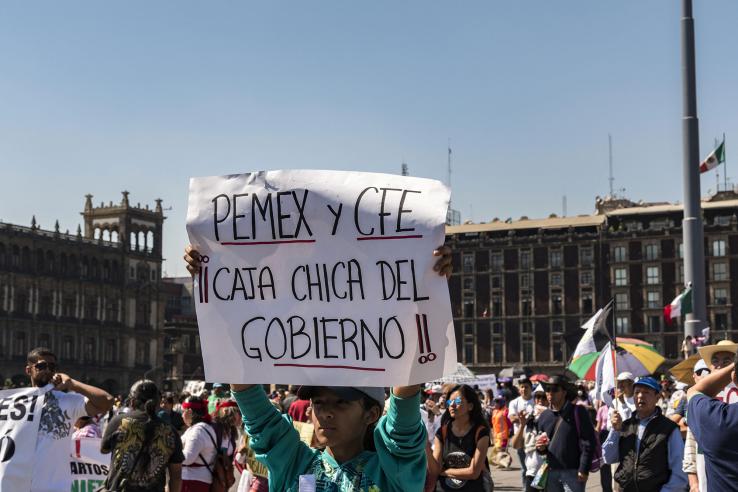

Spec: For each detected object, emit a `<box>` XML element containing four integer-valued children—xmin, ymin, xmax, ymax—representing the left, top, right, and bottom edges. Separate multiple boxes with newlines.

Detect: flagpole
<box><xmin>680</xmin><ymin>0</ymin><xmax>707</xmax><ymax>339</ymax></box>
<box><xmin>724</xmin><ymin>133</ymin><xmax>728</xmax><ymax>190</ymax></box>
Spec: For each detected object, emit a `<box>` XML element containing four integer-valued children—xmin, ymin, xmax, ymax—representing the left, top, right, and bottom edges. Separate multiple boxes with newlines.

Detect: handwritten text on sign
<box><xmin>186</xmin><ymin>170</ymin><xmax>456</xmax><ymax>385</ymax></box>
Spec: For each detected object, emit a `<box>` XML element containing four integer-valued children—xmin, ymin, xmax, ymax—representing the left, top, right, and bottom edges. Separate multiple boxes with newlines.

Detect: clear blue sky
<box><xmin>1</xmin><ymin>1</ymin><xmax>736</xmax><ymax>276</ymax></box>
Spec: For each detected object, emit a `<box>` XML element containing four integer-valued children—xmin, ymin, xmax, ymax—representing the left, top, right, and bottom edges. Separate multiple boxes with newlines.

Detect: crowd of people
<box><xmin>9</xmin><ymin>246</ymin><xmax>738</xmax><ymax>492</ymax></box>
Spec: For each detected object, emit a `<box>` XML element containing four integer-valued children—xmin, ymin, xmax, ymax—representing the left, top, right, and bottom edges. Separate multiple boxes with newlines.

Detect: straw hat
<box><xmin>698</xmin><ymin>339</ymin><xmax>738</xmax><ymax>365</ymax></box>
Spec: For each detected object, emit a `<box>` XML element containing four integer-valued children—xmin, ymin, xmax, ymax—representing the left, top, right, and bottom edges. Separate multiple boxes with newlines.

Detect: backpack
<box><xmin>572</xmin><ymin>404</ymin><xmax>603</xmax><ymax>473</ymax></box>
<box><xmin>198</xmin><ymin>423</ymin><xmax>236</xmax><ymax>492</ymax></box>
<box><xmin>439</xmin><ymin>423</ymin><xmax>493</xmax><ymax>492</ymax></box>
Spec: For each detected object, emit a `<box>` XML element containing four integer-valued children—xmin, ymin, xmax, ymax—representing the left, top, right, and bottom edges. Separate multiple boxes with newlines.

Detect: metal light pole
<box><xmin>681</xmin><ymin>0</ymin><xmax>707</xmax><ymax>338</ymax></box>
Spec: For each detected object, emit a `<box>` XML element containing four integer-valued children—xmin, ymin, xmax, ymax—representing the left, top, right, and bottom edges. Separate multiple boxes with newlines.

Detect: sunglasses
<box><xmin>33</xmin><ymin>361</ymin><xmax>57</xmax><ymax>372</ymax></box>
<box><xmin>446</xmin><ymin>397</ymin><xmax>463</xmax><ymax>407</ymax></box>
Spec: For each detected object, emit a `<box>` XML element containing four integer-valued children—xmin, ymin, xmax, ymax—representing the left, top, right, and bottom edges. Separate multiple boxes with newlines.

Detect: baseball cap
<box><xmin>213</xmin><ymin>383</ymin><xmax>225</xmax><ymax>389</ymax></box>
<box><xmin>634</xmin><ymin>376</ymin><xmax>661</xmax><ymax>392</ymax></box>
<box><xmin>297</xmin><ymin>386</ymin><xmax>386</xmax><ymax>409</ymax></box>
<box><xmin>617</xmin><ymin>371</ymin><xmax>635</xmax><ymax>382</ymax></box>
<box><xmin>693</xmin><ymin>359</ymin><xmax>710</xmax><ymax>375</ymax></box>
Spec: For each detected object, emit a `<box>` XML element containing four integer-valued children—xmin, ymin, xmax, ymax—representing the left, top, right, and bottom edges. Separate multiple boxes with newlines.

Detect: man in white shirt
<box><xmin>609</xmin><ymin>371</ymin><xmax>636</xmax><ymax>427</ymax></box>
<box><xmin>25</xmin><ymin>347</ymin><xmax>114</xmax><ymax>492</ymax></box>
<box><xmin>508</xmin><ymin>376</ymin><xmax>534</xmax><ymax>490</ymax></box>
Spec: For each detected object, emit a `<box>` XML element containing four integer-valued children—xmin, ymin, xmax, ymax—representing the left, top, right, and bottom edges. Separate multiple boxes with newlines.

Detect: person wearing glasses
<box><xmin>25</xmin><ymin>346</ymin><xmax>114</xmax><ymax>492</ymax></box>
<box><xmin>535</xmin><ymin>375</ymin><xmax>596</xmax><ymax>492</ymax></box>
<box><xmin>428</xmin><ymin>384</ymin><xmax>492</xmax><ymax>492</ymax></box>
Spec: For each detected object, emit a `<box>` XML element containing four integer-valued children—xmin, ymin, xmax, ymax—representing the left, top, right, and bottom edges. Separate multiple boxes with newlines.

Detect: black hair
<box><xmin>27</xmin><ymin>347</ymin><xmax>55</xmax><ymax>364</ymax></box>
<box><xmin>128</xmin><ymin>379</ymin><xmax>161</xmax><ymax>469</ymax></box>
<box><xmin>185</xmin><ymin>396</ymin><xmax>209</xmax><ymax>424</ymax></box>
<box><xmin>360</xmin><ymin>395</ymin><xmax>382</xmax><ymax>452</ymax></box>
<box><xmin>440</xmin><ymin>384</ymin><xmax>490</xmax><ymax>432</ymax></box>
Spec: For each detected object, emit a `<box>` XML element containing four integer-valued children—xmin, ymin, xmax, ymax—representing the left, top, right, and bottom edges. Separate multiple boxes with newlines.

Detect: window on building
<box><xmin>712</xmin><ymin>239</ymin><xmax>727</xmax><ymax>257</ymax></box>
<box><xmin>520</xmin><ymin>251</ymin><xmax>531</xmax><ymax>270</ymax></box>
<box><xmin>463</xmin><ymin>301</ymin><xmax>475</xmax><ymax>318</ymax></box>
<box><xmin>678</xmin><ymin>243</ymin><xmax>684</xmax><ymax>259</ymax></box>
<box><xmin>521</xmin><ymin>322</ymin><xmax>534</xmax><ymax>362</ymax></box>
<box><xmin>580</xmin><ymin>271</ymin><xmax>593</xmax><ymax>285</ymax></box>
<box><xmin>13</xmin><ymin>332</ymin><xmax>26</xmax><ymax>356</ymax></box>
<box><xmin>551</xmin><ymin>273</ymin><xmax>562</xmax><ymax>286</ymax></box>
<box><xmin>463</xmin><ymin>323</ymin><xmax>474</xmax><ymax>363</ymax></box>
<box><xmin>522</xmin><ymin>296</ymin><xmax>533</xmax><ymax>316</ymax></box>
<box><xmin>520</xmin><ymin>273</ymin><xmax>530</xmax><ymax>288</ymax></box>
<box><xmin>647</xmin><ymin>291</ymin><xmax>661</xmax><ymax>309</ymax></box>
<box><xmin>646</xmin><ymin>266</ymin><xmax>660</xmax><ymax>285</ymax></box>
<box><xmin>715</xmin><ymin>216</ymin><xmax>731</xmax><ymax>226</ymax></box>
<box><xmin>37</xmin><ymin>333</ymin><xmax>50</xmax><ymax>349</ymax></box>
<box><xmin>615</xmin><ymin>293</ymin><xmax>629</xmax><ymax>311</ymax></box>
<box><xmin>462</xmin><ymin>254</ymin><xmax>474</xmax><ymax>274</ymax></box>
<box><xmin>613</xmin><ymin>246</ymin><xmax>627</xmax><ymax>262</ymax></box>
<box><xmin>552</xmin><ymin>321</ymin><xmax>564</xmax><ymax>362</ymax></box>
<box><xmin>130</xmin><ymin>267</ymin><xmax>135</xmax><ymax>279</ymax></box>
<box><xmin>491</xmin><ymin>275</ymin><xmax>501</xmax><ymax>289</ymax></box>
<box><xmin>713</xmin><ymin>262</ymin><xmax>729</xmax><ymax>281</ymax></box>
<box><xmin>648</xmin><ymin>315</ymin><xmax>662</xmax><ymax>333</ymax></box>
<box><xmin>550</xmin><ymin>250</ymin><xmax>562</xmax><ymax>268</ymax></box>
<box><xmin>552</xmin><ymin>294</ymin><xmax>562</xmax><ymax>315</ymax></box>
<box><xmin>491</xmin><ymin>253</ymin><xmax>503</xmax><ymax>271</ymax></box>
<box><xmin>136</xmin><ymin>343</ymin><xmax>148</xmax><ymax>366</ymax></box>
<box><xmin>614</xmin><ymin>268</ymin><xmax>628</xmax><ymax>286</ymax></box>
<box><xmin>463</xmin><ymin>277</ymin><xmax>474</xmax><ymax>290</ymax></box>
<box><xmin>677</xmin><ymin>264</ymin><xmax>684</xmax><ymax>284</ymax></box>
<box><xmin>616</xmin><ymin>316</ymin><xmax>629</xmax><ymax>334</ymax></box>
<box><xmin>492</xmin><ymin>323</ymin><xmax>504</xmax><ymax>363</ymax></box>
<box><xmin>644</xmin><ymin>244</ymin><xmax>659</xmax><ymax>261</ymax></box>
<box><xmin>582</xmin><ymin>292</ymin><xmax>593</xmax><ymax>313</ymax></box>
<box><xmin>580</xmin><ymin>247</ymin><xmax>593</xmax><ymax>266</ymax></box>
<box><xmin>714</xmin><ymin>288</ymin><xmax>728</xmax><ymax>305</ymax></box>
<box><xmin>84</xmin><ymin>337</ymin><xmax>95</xmax><ymax>362</ymax></box>
<box><xmin>492</xmin><ymin>295</ymin><xmax>502</xmax><ymax>317</ymax></box>
<box><xmin>714</xmin><ymin>313</ymin><xmax>729</xmax><ymax>331</ymax></box>
<box><xmin>104</xmin><ymin>339</ymin><xmax>116</xmax><ymax>363</ymax></box>
<box><xmin>63</xmin><ymin>336</ymin><xmax>73</xmax><ymax>359</ymax></box>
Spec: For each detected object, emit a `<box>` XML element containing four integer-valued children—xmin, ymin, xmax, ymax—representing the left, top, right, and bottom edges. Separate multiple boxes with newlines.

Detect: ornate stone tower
<box><xmin>81</xmin><ymin>191</ymin><xmax>165</xmax><ymax>257</ymax></box>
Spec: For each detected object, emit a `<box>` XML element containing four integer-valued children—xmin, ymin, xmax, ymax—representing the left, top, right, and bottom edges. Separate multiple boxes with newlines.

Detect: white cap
<box><xmin>617</xmin><ymin>371</ymin><xmax>634</xmax><ymax>381</ymax></box>
<box><xmin>675</xmin><ymin>382</ymin><xmax>688</xmax><ymax>390</ymax></box>
<box><xmin>693</xmin><ymin>359</ymin><xmax>710</xmax><ymax>374</ymax></box>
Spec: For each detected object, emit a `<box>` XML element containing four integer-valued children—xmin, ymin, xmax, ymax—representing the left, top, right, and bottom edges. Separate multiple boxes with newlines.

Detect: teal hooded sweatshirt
<box><xmin>233</xmin><ymin>386</ymin><xmax>427</xmax><ymax>492</ymax></box>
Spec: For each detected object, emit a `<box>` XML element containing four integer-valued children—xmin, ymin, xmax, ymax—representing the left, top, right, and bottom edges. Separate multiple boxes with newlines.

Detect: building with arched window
<box><xmin>0</xmin><ymin>192</ymin><xmax>166</xmax><ymax>394</ymax></box>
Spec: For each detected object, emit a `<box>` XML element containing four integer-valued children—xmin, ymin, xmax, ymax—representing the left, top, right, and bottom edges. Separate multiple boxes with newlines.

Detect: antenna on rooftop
<box><xmin>447</xmin><ymin>139</ymin><xmax>452</xmax><ymax>191</ymax></box>
<box><xmin>608</xmin><ymin>134</ymin><xmax>615</xmax><ymax>197</ymax></box>
<box><xmin>401</xmin><ymin>161</ymin><xmax>409</xmax><ymax>176</ymax></box>
<box><xmin>562</xmin><ymin>195</ymin><xmax>568</xmax><ymax>217</ymax></box>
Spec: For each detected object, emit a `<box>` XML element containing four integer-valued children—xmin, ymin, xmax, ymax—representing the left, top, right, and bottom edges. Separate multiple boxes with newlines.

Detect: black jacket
<box><xmin>536</xmin><ymin>402</ymin><xmax>596</xmax><ymax>474</ymax></box>
<box><xmin>613</xmin><ymin>408</ymin><xmax>677</xmax><ymax>492</ymax></box>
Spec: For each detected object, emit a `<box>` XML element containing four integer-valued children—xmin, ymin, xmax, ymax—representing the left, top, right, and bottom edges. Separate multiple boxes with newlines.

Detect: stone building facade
<box><xmin>162</xmin><ymin>277</ymin><xmax>203</xmax><ymax>393</ymax></box>
<box><xmin>445</xmin><ymin>192</ymin><xmax>738</xmax><ymax>373</ymax></box>
<box><xmin>0</xmin><ymin>192</ymin><xmax>166</xmax><ymax>394</ymax></box>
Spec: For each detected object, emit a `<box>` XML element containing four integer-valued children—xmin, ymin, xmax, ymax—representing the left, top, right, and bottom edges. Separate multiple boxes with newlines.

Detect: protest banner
<box><xmin>183</xmin><ymin>380</ymin><xmax>206</xmax><ymax>396</ymax></box>
<box><xmin>70</xmin><ymin>437</ymin><xmax>108</xmax><ymax>492</ymax></box>
<box><xmin>187</xmin><ymin>170</ymin><xmax>455</xmax><ymax>386</ymax></box>
<box><xmin>0</xmin><ymin>386</ymin><xmax>49</xmax><ymax>491</ymax></box>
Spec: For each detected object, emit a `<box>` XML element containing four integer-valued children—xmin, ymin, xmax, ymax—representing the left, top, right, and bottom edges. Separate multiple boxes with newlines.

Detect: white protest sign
<box><xmin>70</xmin><ymin>437</ymin><xmax>108</xmax><ymax>492</ymax></box>
<box><xmin>183</xmin><ymin>380</ymin><xmax>206</xmax><ymax>396</ymax></box>
<box><xmin>0</xmin><ymin>386</ymin><xmax>49</xmax><ymax>491</ymax></box>
<box><xmin>186</xmin><ymin>170</ymin><xmax>456</xmax><ymax>385</ymax></box>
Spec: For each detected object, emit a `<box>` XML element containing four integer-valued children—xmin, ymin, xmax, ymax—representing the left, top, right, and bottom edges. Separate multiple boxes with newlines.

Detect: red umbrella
<box><xmin>529</xmin><ymin>374</ymin><xmax>550</xmax><ymax>382</ymax></box>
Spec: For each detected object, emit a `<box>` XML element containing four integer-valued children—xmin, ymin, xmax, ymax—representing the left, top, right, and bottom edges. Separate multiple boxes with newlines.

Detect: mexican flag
<box><xmin>664</xmin><ymin>288</ymin><xmax>693</xmax><ymax>323</ymax></box>
<box><xmin>699</xmin><ymin>140</ymin><xmax>726</xmax><ymax>173</ymax></box>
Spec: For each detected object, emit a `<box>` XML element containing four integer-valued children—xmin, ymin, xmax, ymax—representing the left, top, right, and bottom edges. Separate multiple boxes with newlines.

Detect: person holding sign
<box><xmin>24</xmin><ymin>347</ymin><xmax>114</xmax><ymax>492</ymax></box>
<box><xmin>184</xmin><ymin>244</ymin><xmax>451</xmax><ymax>492</ymax></box>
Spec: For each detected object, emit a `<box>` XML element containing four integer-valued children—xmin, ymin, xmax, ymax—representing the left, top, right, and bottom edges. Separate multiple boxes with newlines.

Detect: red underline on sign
<box><xmin>221</xmin><ymin>240</ymin><xmax>317</xmax><ymax>246</ymax></box>
<box><xmin>356</xmin><ymin>235</ymin><xmax>423</xmax><ymax>241</ymax></box>
<box><xmin>274</xmin><ymin>363</ymin><xmax>386</xmax><ymax>372</ymax></box>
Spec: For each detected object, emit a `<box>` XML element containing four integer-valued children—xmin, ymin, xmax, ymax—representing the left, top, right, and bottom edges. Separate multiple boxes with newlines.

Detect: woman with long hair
<box><xmin>429</xmin><ymin>384</ymin><xmax>492</xmax><ymax>491</ymax></box>
<box><xmin>100</xmin><ymin>379</ymin><xmax>183</xmax><ymax>492</ymax></box>
<box><xmin>181</xmin><ymin>396</ymin><xmax>235</xmax><ymax>492</ymax></box>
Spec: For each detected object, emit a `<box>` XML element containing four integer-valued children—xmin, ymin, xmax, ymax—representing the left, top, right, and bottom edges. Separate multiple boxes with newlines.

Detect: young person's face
<box><xmin>711</xmin><ymin>351</ymin><xmax>734</xmax><ymax>370</ymax></box>
<box><xmin>519</xmin><ymin>383</ymin><xmax>532</xmax><ymax>399</ymax></box>
<box><xmin>310</xmin><ymin>389</ymin><xmax>380</xmax><ymax>450</ymax></box>
<box><xmin>447</xmin><ymin>390</ymin><xmax>471</xmax><ymax>420</ymax></box>
<box><xmin>25</xmin><ymin>355</ymin><xmax>57</xmax><ymax>387</ymax></box>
